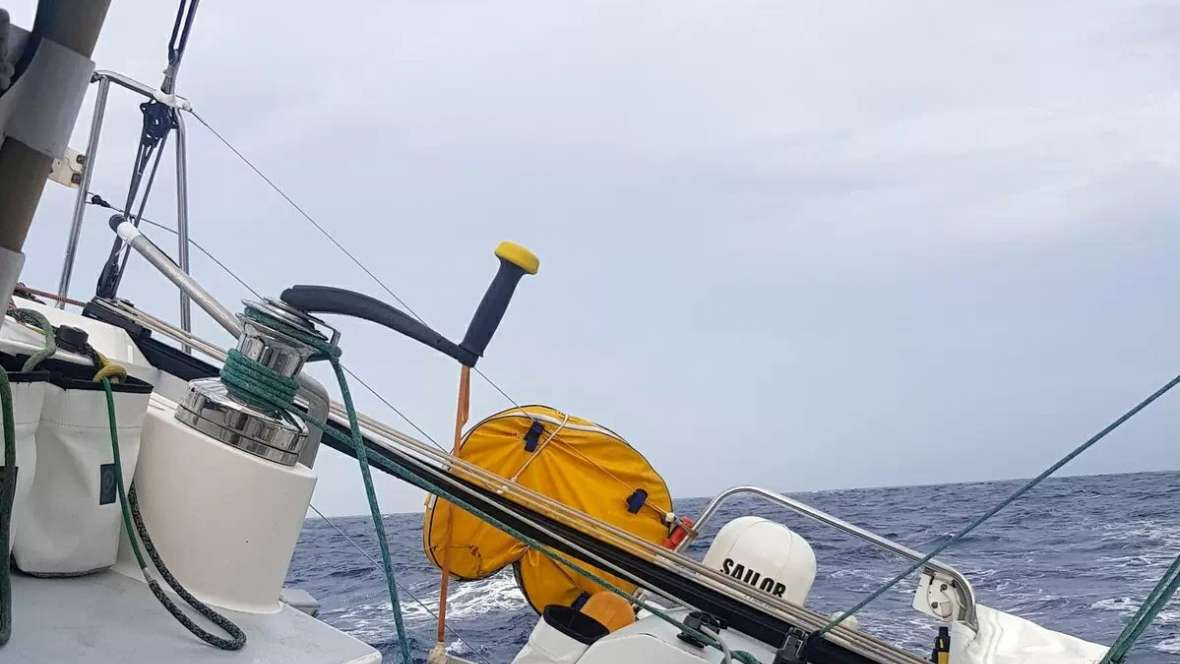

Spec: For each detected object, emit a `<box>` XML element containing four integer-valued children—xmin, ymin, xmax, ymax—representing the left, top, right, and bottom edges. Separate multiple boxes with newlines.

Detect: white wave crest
<box><xmin>1090</xmin><ymin>597</ymin><xmax>1138</xmax><ymax>616</ymax></box>
<box><xmin>1089</xmin><ymin>597</ymin><xmax>1179</xmax><ymax>628</ymax></box>
<box><xmin>443</xmin><ymin>571</ymin><xmax>529</xmax><ymax>619</ymax></box>
<box><xmin>320</xmin><ymin>570</ymin><xmax>527</xmax><ymax>642</ymax></box>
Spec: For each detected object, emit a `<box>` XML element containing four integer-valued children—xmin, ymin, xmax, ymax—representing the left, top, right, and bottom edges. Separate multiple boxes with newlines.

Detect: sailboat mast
<box><xmin>0</xmin><ymin>1</ymin><xmax>110</xmax><ymax>309</ymax></box>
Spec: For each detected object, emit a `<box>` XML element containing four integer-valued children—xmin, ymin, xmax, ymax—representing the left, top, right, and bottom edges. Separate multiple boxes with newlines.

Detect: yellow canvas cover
<box><xmin>423</xmin><ymin>405</ymin><xmax>673</xmax><ymax>613</ymax></box>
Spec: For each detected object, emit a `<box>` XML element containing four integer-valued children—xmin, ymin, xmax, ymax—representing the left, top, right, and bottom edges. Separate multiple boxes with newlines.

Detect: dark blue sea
<box><xmin>287</xmin><ymin>471</ymin><xmax>1179</xmax><ymax>663</ymax></box>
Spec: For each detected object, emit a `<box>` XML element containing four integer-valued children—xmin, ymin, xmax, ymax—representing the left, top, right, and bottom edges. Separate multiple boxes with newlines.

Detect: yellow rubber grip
<box><xmin>93</xmin><ymin>352</ymin><xmax>128</xmax><ymax>383</ymax></box>
<box><xmin>495</xmin><ymin>241</ymin><xmax>540</xmax><ymax>275</ymax></box>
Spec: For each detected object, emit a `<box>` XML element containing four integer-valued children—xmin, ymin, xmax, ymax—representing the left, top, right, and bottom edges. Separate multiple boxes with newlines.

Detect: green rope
<box><xmin>0</xmin><ymin>370</ymin><xmax>15</xmax><ymax>647</ymax></box>
<box><xmin>104</xmin><ymin>378</ymin><xmax>148</xmax><ymax>572</ymax></box>
<box><xmin>322</xmin><ymin>359</ymin><xmax>414</xmax><ymax>664</ymax></box>
<box><xmin>220</xmin><ymin>349</ymin><xmax>299</xmax><ymax>416</ymax></box>
<box><xmin>101</xmin><ymin>377</ymin><xmax>246</xmax><ymax>650</ymax></box>
<box><xmin>235</xmin><ymin>307</ymin><xmax>412</xmax><ymax>664</ymax></box>
<box><xmin>10</xmin><ymin>309</ymin><xmax>55</xmax><ymax>372</ymax></box>
<box><xmin>1100</xmin><ymin>552</ymin><xmax>1180</xmax><ymax>663</ymax></box>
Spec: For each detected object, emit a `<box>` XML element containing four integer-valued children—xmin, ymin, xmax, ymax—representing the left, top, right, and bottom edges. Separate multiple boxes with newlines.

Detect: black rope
<box><xmin>129</xmin><ymin>485</ymin><xmax>246</xmax><ymax>650</ymax></box>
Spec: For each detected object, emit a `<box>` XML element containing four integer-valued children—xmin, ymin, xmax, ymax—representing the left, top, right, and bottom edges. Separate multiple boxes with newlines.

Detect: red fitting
<box><xmin>662</xmin><ymin>516</ymin><xmax>694</xmax><ymax>549</ymax></box>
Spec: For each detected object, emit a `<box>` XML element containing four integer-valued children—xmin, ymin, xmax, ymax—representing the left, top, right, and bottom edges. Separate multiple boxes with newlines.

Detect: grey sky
<box><xmin>9</xmin><ymin>1</ymin><xmax>1180</xmax><ymax>516</ymax></box>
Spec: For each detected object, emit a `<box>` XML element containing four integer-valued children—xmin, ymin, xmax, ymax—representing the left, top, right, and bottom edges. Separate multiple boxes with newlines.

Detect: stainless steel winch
<box><xmin>175</xmin><ymin>297</ymin><xmax>337</xmax><ymax>466</ymax></box>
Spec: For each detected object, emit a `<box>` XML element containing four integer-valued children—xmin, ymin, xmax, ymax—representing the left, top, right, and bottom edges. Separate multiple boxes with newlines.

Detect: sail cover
<box><xmin>423</xmin><ymin>405</ymin><xmax>673</xmax><ymax>612</ymax></box>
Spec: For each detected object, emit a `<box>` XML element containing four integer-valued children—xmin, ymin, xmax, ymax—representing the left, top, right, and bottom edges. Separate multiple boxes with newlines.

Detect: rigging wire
<box><xmin>84</xmin><ymin>193</ymin><xmax>446</xmax><ymax>451</ymax></box>
<box><xmin>340</xmin><ymin>367</ymin><xmax>443</xmax><ymax>449</ymax></box>
<box><xmin>184</xmin><ymin>110</ymin><xmax>534</xmax><ymax>427</ymax></box>
<box><xmin>86</xmin><ymin>194</ymin><xmax>261</xmax><ymax>299</ymax></box>
<box><xmin>307</xmin><ymin>503</ymin><xmax>490</xmax><ymax>664</ymax></box>
<box><xmin>164</xmin><ymin>0</ymin><xmax>200</xmax><ymax>94</ymax></box>
<box><xmin>161</xmin><ymin>113</ymin><xmax>672</xmax><ymax>573</ymax></box>
<box><xmin>179</xmin><ymin>112</ymin><xmax>692</xmax><ymax>539</ymax></box>
<box><xmin>186</xmin><ymin>111</ymin><xmax>427</xmax><ymax>324</ymax></box>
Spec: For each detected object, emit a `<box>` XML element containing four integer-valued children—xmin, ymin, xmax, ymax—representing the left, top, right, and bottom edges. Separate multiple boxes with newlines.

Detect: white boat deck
<box><xmin>5</xmin><ymin>570</ymin><xmax>380</xmax><ymax>663</ymax></box>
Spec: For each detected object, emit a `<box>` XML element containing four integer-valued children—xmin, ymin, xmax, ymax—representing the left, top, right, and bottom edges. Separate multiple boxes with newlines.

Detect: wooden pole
<box><xmin>435</xmin><ymin>364</ymin><xmax>471</xmax><ymax>648</ymax></box>
<box><xmin>0</xmin><ymin>0</ymin><xmax>110</xmax><ymax>253</ymax></box>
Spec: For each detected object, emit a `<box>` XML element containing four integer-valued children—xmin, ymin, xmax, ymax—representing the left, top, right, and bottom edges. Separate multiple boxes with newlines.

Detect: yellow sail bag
<box><xmin>423</xmin><ymin>405</ymin><xmax>673</xmax><ymax>612</ymax></box>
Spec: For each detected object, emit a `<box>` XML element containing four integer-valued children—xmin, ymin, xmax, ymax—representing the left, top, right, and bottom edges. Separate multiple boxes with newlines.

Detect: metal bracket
<box><xmin>773</xmin><ymin>627</ymin><xmax>809</xmax><ymax>664</ymax></box>
<box><xmin>94</xmin><ymin>69</ymin><xmax>192</xmax><ymax>111</ymax></box>
<box><xmin>49</xmin><ymin>146</ymin><xmax>84</xmax><ymax>188</ymax></box>
<box><xmin>912</xmin><ymin>567</ymin><xmax>965</xmax><ymax>623</ymax></box>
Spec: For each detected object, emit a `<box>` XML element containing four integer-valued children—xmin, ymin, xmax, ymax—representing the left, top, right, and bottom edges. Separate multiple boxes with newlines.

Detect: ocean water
<box><xmin>286</xmin><ymin>471</ymin><xmax>1180</xmax><ymax>663</ymax></box>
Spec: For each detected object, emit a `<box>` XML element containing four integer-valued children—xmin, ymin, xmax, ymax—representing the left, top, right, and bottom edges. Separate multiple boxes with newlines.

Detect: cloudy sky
<box><xmin>8</xmin><ymin>1</ymin><xmax>1180</xmax><ymax>516</ymax></box>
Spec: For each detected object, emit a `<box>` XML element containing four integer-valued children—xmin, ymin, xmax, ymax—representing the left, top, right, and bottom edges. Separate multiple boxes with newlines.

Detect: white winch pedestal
<box><xmin>119</xmin><ymin>394</ymin><xmax>316</xmax><ymax>614</ymax></box>
<box><xmin>118</xmin><ymin>297</ymin><xmax>332</xmax><ymax>614</ymax></box>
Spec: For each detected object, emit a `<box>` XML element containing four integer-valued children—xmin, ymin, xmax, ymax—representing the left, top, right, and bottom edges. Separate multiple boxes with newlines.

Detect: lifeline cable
<box><xmin>813</xmin><ymin>369</ymin><xmax>1180</xmax><ymax>645</ymax></box>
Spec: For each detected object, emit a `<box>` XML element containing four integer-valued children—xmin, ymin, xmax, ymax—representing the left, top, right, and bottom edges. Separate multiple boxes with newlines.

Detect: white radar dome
<box><xmin>702</xmin><ymin>516</ymin><xmax>817</xmax><ymax>606</ymax></box>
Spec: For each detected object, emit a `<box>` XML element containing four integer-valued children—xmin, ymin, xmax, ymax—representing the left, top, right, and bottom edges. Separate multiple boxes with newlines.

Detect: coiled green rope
<box><xmin>9</xmin><ymin>309</ymin><xmax>55</xmax><ymax>373</ymax></box>
<box><xmin>220</xmin><ymin>349</ymin><xmax>298</xmax><ymax>416</ymax></box>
